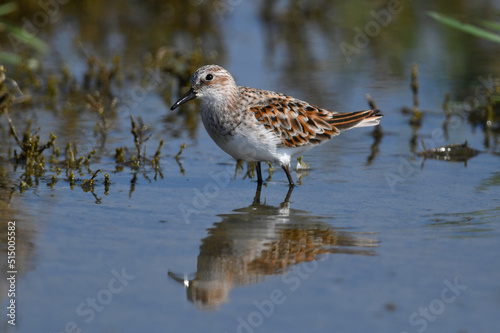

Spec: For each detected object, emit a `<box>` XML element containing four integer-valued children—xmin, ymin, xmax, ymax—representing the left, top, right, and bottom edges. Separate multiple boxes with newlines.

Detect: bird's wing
<box><xmin>240</xmin><ymin>87</ymin><xmax>381</xmax><ymax>148</ymax></box>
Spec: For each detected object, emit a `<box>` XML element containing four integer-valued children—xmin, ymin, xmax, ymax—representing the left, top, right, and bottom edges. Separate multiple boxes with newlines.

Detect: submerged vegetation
<box><xmin>401</xmin><ymin>64</ymin><xmax>500</xmax><ymax>161</ymax></box>
<box><xmin>0</xmin><ymin>0</ymin><xmax>216</xmax><ymax>202</ymax></box>
<box><xmin>2</xmin><ymin>54</ymin><xmax>498</xmax><ymax>201</ymax></box>
<box><xmin>0</xmin><ymin>0</ymin><xmax>500</xmax><ymax>204</ymax></box>
<box><xmin>0</xmin><ymin>46</ymin><xmax>197</xmax><ymax>201</ymax></box>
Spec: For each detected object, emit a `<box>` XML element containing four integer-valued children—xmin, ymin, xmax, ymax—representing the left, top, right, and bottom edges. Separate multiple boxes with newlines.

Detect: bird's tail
<box><xmin>329</xmin><ymin>109</ymin><xmax>382</xmax><ymax>132</ymax></box>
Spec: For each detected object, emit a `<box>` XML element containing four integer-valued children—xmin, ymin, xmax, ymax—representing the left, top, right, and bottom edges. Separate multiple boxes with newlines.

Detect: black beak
<box><xmin>171</xmin><ymin>88</ymin><xmax>197</xmax><ymax>110</ymax></box>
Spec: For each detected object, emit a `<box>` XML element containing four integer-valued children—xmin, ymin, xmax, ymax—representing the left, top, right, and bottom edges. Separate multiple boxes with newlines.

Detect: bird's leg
<box><xmin>283</xmin><ymin>184</ymin><xmax>294</xmax><ymax>203</ymax></box>
<box><xmin>252</xmin><ymin>182</ymin><xmax>262</xmax><ymax>206</ymax></box>
<box><xmin>255</xmin><ymin>161</ymin><xmax>263</xmax><ymax>184</ymax></box>
<box><xmin>282</xmin><ymin>164</ymin><xmax>295</xmax><ymax>186</ymax></box>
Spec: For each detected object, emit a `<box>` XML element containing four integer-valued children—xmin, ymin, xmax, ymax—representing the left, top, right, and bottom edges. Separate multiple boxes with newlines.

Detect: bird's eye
<box><xmin>205</xmin><ymin>74</ymin><xmax>214</xmax><ymax>81</ymax></box>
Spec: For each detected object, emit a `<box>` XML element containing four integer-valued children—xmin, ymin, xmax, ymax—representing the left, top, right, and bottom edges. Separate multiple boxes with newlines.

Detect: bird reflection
<box><xmin>168</xmin><ymin>184</ymin><xmax>378</xmax><ymax>310</ymax></box>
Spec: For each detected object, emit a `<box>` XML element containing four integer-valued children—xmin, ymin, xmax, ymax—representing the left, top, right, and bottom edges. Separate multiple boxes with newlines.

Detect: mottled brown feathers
<box><xmin>242</xmin><ymin>86</ymin><xmax>381</xmax><ymax>148</ymax></box>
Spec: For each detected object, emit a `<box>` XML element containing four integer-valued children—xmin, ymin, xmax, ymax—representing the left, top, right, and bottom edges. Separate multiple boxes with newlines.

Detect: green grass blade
<box><xmin>428</xmin><ymin>11</ymin><xmax>500</xmax><ymax>43</ymax></box>
<box><xmin>1</xmin><ymin>20</ymin><xmax>48</xmax><ymax>53</ymax></box>
<box><xmin>0</xmin><ymin>2</ymin><xmax>17</xmax><ymax>16</ymax></box>
<box><xmin>480</xmin><ymin>20</ymin><xmax>500</xmax><ymax>31</ymax></box>
<box><xmin>0</xmin><ymin>51</ymin><xmax>22</xmax><ymax>65</ymax></box>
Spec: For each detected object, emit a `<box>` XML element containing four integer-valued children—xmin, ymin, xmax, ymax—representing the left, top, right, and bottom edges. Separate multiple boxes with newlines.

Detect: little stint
<box><xmin>171</xmin><ymin>65</ymin><xmax>382</xmax><ymax>186</ymax></box>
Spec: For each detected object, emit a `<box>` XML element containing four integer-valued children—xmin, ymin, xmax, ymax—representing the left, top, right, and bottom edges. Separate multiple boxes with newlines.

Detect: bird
<box><xmin>171</xmin><ymin>65</ymin><xmax>382</xmax><ymax>186</ymax></box>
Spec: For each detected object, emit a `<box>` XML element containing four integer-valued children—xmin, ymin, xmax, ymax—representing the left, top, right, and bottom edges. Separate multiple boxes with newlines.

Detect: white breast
<box><xmin>200</xmin><ymin>107</ymin><xmax>283</xmax><ymax>162</ymax></box>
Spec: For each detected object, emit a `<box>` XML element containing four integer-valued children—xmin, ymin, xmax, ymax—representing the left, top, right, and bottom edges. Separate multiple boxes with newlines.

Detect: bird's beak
<box><xmin>171</xmin><ymin>88</ymin><xmax>197</xmax><ymax>110</ymax></box>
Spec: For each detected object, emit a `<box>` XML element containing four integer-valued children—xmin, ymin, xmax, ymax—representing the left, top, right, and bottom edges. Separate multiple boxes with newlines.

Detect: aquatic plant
<box><xmin>428</xmin><ymin>12</ymin><xmax>500</xmax><ymax>44</ymax></box>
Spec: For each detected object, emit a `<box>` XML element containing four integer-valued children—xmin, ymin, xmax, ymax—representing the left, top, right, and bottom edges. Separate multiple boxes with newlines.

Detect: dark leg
<box><xmin>252</xmin><ymin>182</ymin><xmax>262</xmax><ymax>206</ymax></box>
<box><xmin>255</xmin><ymin>161</ymin><xmax>263</xmax><ymax>184</ymax></box>
<box><xmin>282</xmin><ymin>164</ymin><xmax>295</xmax><ymax>186</ymax></box>
<box><xmin>284</xmin><ymin>184</ymin><xmax>294</xmax><ymax>203</ymax></box>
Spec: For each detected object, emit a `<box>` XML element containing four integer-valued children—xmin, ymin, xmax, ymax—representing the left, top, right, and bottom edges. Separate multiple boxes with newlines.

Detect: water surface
<box><xmin>1</xmin><ymin>1</ymin><xmax>500</xmax><ymax>332</ymax></box>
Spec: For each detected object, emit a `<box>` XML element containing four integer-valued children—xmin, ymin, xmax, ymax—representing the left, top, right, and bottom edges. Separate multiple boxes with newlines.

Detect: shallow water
<box><xmin>1</xmin><ymin>1</ymin><xmax>500</xmax><ymax>332</ymax></box>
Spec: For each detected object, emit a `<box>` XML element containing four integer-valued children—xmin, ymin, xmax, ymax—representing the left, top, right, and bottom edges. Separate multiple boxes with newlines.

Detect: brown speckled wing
<box><xmin>241</xmin><ymin>87</ymin><xmax>381</xmax><ymax>148</ymax></box>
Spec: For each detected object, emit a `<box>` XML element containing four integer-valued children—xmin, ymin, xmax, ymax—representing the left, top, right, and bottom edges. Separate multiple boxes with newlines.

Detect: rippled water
<box><xmin>1</xmin><ymin>1</ymin><xmax>500</xmax><ymax>332</ymax></box>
